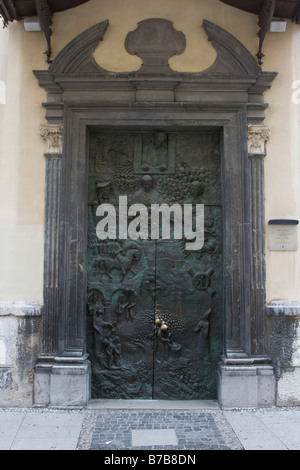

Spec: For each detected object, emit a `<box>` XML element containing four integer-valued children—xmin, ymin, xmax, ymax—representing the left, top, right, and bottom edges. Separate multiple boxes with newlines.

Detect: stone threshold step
<box><xmin>87</xmin><ymin>399</ymin><xmax>220</xmax><ymax>410</ymax></box>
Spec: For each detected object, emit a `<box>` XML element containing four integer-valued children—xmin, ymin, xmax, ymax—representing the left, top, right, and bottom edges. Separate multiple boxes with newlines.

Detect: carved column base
<box><xmin>34</xmin><ymin>359</ymin><xmax>91</xmax><ymax>407</ymax></box>
<box><xmin>217</xmin><ymin>359</ymin><xmax>275</xmax><ymax>408</ymax></box>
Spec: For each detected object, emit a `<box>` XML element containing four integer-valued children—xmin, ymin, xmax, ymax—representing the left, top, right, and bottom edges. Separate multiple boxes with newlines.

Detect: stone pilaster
<box><xmin>248</xmin><ymin>125</ymin><xmax>270</xmax><ymax>356</ymax></box>
<box><xmin>39</xmin><ymin>124</ymin><xmax>63</xmax><ymax>357</ymax></box>
<box><xmin>35</xmin><ymin>123</ymin><xmax>91</xmax><ymax>406</ymax></box>
<box><xmin>218</xmin><ymin>125</ymin><xmax>275</xmax><ymax>408</ymax></box>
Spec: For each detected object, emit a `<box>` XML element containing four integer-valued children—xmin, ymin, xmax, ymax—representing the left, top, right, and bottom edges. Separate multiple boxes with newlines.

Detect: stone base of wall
<box><xmin>0</xmin><ymin>301</ymin><xmax>42</xmax><ymax>407</ymax></box>
<box><xmin>277</xmin><ymin>367</ymin><xmax>300</xmax><ymax>406</ymax></box>
<box><xmin>218</xmin><ymin>361</ymin><xmax>276</xmax><ymax>408</ymax></box>
<box><xmin>267</xmin><ymin>301</ymin><xmax>300</xmax><ymax>406</ymax></box>
<box><xmin>34</xmin><ymin>360</ymin><xmax>91</xmax><ymax>407</ymax></box>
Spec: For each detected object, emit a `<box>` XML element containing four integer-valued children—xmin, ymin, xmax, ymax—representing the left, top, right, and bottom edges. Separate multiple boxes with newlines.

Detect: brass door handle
<box><xmin>155</xmin><ymin>317</ymin><xmax>168</xmax><ymax>330</ymax></box>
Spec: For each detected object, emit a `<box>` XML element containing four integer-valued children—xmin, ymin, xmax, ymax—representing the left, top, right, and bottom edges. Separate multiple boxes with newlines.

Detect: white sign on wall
<box><xmin>268</xmin><ymin>220</ymin><xmax>299</xmax><ymax>251</ymax></box>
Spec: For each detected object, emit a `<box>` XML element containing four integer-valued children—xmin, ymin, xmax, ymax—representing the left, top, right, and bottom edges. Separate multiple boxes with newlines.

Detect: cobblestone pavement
<box><xmin>77</xmin><ymin>409</ymin><xmax>243</xmax><ymax>450</ymax></box>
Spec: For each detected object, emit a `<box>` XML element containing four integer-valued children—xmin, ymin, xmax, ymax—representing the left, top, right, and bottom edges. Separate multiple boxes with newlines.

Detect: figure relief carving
<box><xmin>87</xmin><ymin>290</ymin><xmax>121</xmax><ymax>369</ymax></box>
<box><xmin>92</xmin><ymin>181</ymin><xmax>112</xmax><ymax>205</ymax></box>
<box><xmin>187</xmin><ymin>267</ymin><xmax>214</xmax><ymax>291</ymax></box>
<box><xmin>87</xmin><ymin>131</ymin><xmax>223</xmax><ymax>399</ymax></box>
<box><xmin>40</xmin><ymin>124</ymin><xmax>63</xmax><ymax>154</ymax></box>
<box><xmin>117</xmin><ymin>288</ymin><xmax>137</xmax><ymax>322</ymax></box>
<box><xmin>248</xmin><ymin>125</ymin><xmax>271</xmax><ymax>156</ymax></box>
<box><xmin>95</xmin><ymin>242</ymin><xmax>142</xmax><ymax>280</ymax></box>
<box><xmin>133</xmin><ymin>174</ymin><xmax>162</xmax><ymax>205</ymax></box>
<box><xmin>194</xmin><ymin>308</ymin><xmax>212</xmax><ymax>339</ymax></box>
<box><xmin>134</xmin><ymin>133</ymin><xmax>176</xmax><ymax>174</ymax></box>
<box><xmin>194</xmin><ymin>308</ymin><xmax>212</xmax><ymax>358</ymax></box>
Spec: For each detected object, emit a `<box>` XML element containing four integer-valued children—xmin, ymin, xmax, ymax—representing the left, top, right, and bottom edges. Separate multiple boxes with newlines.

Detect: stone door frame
<box><xmin>33</xmin><ymin>19</ymin><xmax>277</xmax><ymax>407</ymax></box>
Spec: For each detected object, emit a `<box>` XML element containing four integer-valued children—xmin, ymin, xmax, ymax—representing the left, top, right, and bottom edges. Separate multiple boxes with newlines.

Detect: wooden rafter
<box><xmin>0</xmin><ymin>0</ymin><xmax>21</xmax><ymax>26</ymax></box>
<box><xmin>0</xmin><ymin>0</ymin><xmax>90</xmax><ymax>62</ymax></box>
<box><xmin>220</xmin><ymin>0</ymin><xmax>300</xmax><ymax>64</ymax></box>
<box><xmin>257</xmin><ymin>0</ymin><xmax>276</xmax><ymax>64</ymax></box>
<box><xmin>34</xmin><ymin>0</ymin><xmax>53</xmax><ymax>63</ymax></box>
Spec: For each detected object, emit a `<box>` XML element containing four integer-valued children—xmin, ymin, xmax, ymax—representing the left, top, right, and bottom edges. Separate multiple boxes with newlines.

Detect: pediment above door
<box><xmin>46</xmin><ymin>17</ymin><xmax>264</xmax><ymax>76</ymax></box>
<box><xmin>34</xmin><ymin>18</ymin><xmax>277</xmax><ymax>126</ymax></box>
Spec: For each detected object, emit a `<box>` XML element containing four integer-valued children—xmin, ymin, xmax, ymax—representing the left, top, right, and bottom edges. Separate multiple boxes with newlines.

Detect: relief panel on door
<box><xmin>87</xmin><ymin>131</ymin><xmax>223</xmax><ymax>399</ymax></box>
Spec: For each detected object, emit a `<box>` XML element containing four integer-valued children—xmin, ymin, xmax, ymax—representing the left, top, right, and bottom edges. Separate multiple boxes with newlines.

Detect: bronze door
<box><xmin>87</xmin><ymin>131</ymin><xmax>223</xmax><ymax>399</ymax></box>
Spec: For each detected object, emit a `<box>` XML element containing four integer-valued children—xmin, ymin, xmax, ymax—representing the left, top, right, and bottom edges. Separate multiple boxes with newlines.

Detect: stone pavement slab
<box><xmin>0</xmin><ymin>411</ymin><xmax>26</xmax><ymax>450</ymax></box>
<box><xmin>257</xmin><ymin>409</ymin><xmax>300</xmax><ymax>450</ymax></box>
<box><xmin>224</xmin><ymin>408</ymin><xmax>300</xmax><ymax>451</ymax></box>
<box><xmin>131</xmin><ymin>429</ymin><xmax>178</xmax><ymax>447</ymax></box>
<box><xmin>0</xmin><ymin>409</ymin><xmax>84</xmax><ymax>450</ymax></box>
<box><xmin>224</xmin><ymin>411</ymin><xmax>287</xmax><ymax>450</ymax></box>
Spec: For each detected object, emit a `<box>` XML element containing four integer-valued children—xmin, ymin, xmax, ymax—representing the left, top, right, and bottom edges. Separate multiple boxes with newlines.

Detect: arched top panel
<box><xmin>202</xmin><ymin>20</ymin><xmax>262</xmax><ymax>76</ymax></box>
<box><xmin>47</xmin><ymin>18</ymin><xmax>262</xmax><ymax>77</ymax></box>
<box><xmin>49</xmin><ymin>19</ymin><xmax>109</xmax><ymax>75</ymax></box>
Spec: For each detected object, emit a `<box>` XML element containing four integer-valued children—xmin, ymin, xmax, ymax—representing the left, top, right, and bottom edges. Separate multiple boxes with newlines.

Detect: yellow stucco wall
<box><xmin>0</xmin><ymin>0</ymin><xmax>299</xmax><ymax>303</ymax></box>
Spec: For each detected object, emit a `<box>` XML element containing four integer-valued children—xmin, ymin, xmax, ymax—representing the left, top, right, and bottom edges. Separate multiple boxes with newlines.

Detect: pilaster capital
<box><xmin>40</xmin><ymin>124</ymin><xmax>63</xmax><ymax>155</ymax></box>
<box><xmin>248</xmin><ymin>125</ymin><xmax>271</xmax><ymax>157</ymax></box>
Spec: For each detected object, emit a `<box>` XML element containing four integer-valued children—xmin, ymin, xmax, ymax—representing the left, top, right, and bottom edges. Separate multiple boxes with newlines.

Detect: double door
<box><xmin>87</xmin><ymin>131</ymin><xmax>223</xmax><ymax>399</ymax></box>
